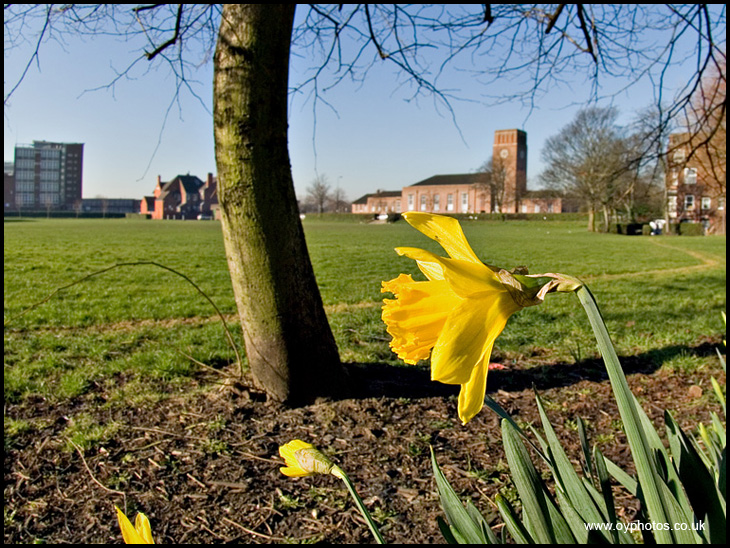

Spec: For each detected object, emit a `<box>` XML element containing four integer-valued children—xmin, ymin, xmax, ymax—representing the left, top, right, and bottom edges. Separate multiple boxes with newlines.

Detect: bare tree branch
<box><xmin>136</xmin><ymin>3</ymin><xmax>183</xmax><ymax>60</ymax></box>
<box><xmin>545</xmin><ymin>4</ymin><xmax>566</xmax><ymax>34</ymax></box>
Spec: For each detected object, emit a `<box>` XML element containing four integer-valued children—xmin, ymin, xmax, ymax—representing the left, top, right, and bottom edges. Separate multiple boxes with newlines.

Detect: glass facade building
<box><xmin>10</xmin><ymin>141</ymin><xmax>83</xmax><ymax>211</ymax></box>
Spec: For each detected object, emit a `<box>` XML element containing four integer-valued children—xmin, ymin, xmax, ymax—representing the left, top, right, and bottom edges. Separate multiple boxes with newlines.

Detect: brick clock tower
<box><xmin>492</xmin><ymin>129</ymin><xmax>527</xmax><ymax>213</ymax></box>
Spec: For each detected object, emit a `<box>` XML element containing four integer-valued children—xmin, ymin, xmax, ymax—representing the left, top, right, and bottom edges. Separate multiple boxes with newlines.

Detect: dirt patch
<box><xmin>4</xmin><ymin>343</ymin><xmax>725</xmax><ymax>544</ymax></box>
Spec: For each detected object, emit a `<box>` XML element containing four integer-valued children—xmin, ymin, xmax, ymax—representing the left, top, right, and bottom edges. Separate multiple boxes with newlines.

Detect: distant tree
<box><xmin>540</xmin><ymin>107</ymin><xmax>629</xmax><ymax>231</ymax></box>
<box><xmin>475</xmin><ymin>156</ymin><xmax>509</xmax><ymax>214</ymax></box>
<box><xmin>615</xmin><ymin>132</ymin><xmax>665</xmax><ymax>222</ymax></box>
<box><xmin>42</xmin><ymin>194</ymin><xmax>55</xmax><ymax>219</ymax></box>
<box><xmin>329</xmin><ymin>186</ymin><xmax>350</xmax><ymax>213</ymax></box>
<box><xmin>306</xmin><ymin>175</ymin><xmax>332</xmax><ymax>215</ymax></box>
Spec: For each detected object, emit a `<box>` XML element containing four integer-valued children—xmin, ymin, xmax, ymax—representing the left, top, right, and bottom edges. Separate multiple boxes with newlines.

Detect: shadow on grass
<box><xmin>340</xmin><ymin>340</ymin><xmax>722</xmax><ymax>400</ymax></box>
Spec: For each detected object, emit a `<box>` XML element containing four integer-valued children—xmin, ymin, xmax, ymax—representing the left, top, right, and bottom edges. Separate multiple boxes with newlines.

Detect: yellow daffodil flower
<box><xmin>115</xmin><ymin>506</ymin><xmax>154</xmax><ymax>544</ymax></box>
<box><xmin>382</xmin><ymin>212</ymin><xmax>581</xmax><ymax>424</ymax></box>
<box><xmin>279</xmin><ymin>439</ymin><xmax>342</xmax><ymax>478</ymax></box>
<box><xmin>277</xmin><ymin>440</ymin><xmax>385</xmax><ymax>543</ymax></box>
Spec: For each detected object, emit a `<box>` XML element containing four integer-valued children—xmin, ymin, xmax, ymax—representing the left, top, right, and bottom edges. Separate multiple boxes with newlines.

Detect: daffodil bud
<box><xmin>279</xmin><ymin>440</ymin><xmax>336</xmax><ymax>477</ymax></box>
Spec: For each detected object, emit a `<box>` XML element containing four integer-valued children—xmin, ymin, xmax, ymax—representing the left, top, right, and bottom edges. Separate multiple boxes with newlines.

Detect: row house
<box><xmin>352</xmin><ymin>174</ymin><xmax>565</xmax><ymax>216</ymax></box>
<box><xmin>402</xmin><ymin>174</ymin><xmax>491</xmax><ymax>214</ymax></box>
<box><xmin>351</xmin><ymin>190</ymin><xmax>402</xmax><ymax>214</ymax></box>
<box><xmin>665</xmin><ymin>132</ymin><xmax>725</xmax><ymax>233</ymax></box>
<box><xmin>140</xmin><ymin>173</ymin><xmax>218</xmax><ymax>220</ymax></box>
<box><xmin>399</xmin><ymin>174</ymin><xmax>565</xmax><ymax>215</ymax></box>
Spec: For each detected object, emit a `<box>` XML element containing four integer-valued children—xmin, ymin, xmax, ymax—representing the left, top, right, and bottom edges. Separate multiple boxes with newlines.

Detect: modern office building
<box><xmin>10</xmin><ymin>141</ymin><xmax>84</xmax><ymax>211</ymax></box>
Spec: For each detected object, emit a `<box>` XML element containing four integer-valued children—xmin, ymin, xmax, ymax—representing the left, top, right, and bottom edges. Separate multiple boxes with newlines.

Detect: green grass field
<box><xmin>4</xmin><ymin>217</ymin><xmax>726</xmax><ymax>408</ymax></box>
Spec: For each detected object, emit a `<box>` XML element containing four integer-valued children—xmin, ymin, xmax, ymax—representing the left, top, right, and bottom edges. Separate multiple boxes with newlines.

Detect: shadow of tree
<box><xmin>341</xmin><ymin>340</ymin><xmax>721</xmax><ymax>400</ymax></box>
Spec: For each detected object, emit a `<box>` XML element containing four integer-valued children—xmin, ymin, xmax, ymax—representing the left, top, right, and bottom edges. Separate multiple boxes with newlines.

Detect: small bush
<box><xmin>679</xmin><ymin>222</ymin><xmax>705</xmax><ymax>236</ymax></box>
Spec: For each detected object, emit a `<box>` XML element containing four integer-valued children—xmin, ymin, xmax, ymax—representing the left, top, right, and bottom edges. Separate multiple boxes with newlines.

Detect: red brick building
<box><xmin>141</xmin><ymin>173</ymin><xmax>218</xmax><ymax>220</ymax></box>
<box><xmin>351</xmin><ymin>190</ymin><xmax>402</xmax><ymax>214</ymax></box>
<box><xmin>352</xmin><ymin>129</ymin><xmax>565</xmax><ymax>216</ymax></box>
<box><xmin>402</xmin><ymin>174</ymin><xmax>490</xmax><ymax>214</ymax></box>
<box><xmin>665</xmin><ymin>132</ymin><xmax>726</xmax><ymax>233</ymax></box>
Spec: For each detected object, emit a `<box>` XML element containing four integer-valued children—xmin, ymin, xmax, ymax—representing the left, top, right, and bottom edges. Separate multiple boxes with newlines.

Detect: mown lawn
<box><xmin>4</xmin><ymin>216</ymin><xmax>726</xmax><ymax>406</ymax></box>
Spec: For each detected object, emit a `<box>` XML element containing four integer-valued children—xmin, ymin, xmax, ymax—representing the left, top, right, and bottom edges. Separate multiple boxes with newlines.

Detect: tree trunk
<box><xmin>213</xmin><ymin>4</ymin><xmax>347</xmax><ymax>404</ymax></box>
<box><xmin>587</xmin><ymin>207</ymin><xmax>596</xmax><ymax>231</ymax></box>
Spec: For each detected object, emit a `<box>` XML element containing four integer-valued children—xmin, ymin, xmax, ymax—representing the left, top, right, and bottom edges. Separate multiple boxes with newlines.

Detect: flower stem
<box><xmin>331</xmin><ymin>466</ymin><xmax>386</xmax><ymax>544</ymax></box>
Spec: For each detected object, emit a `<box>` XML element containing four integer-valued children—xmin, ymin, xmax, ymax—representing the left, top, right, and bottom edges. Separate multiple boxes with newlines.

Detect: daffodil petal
<box><xmin>279</xmin><ymin>440</ymin><xmax>315</xmax><ymax>477</ymax></box>
<box><xmin>430</xmin><ymin>298</ymin><xmax>493</xmax><ymax>384</ymax></box>
<box><xmin>403</xmin><ymin>212</ymin><xmax>482</xmax><ymax>263</ymax></box>
<box><xmin>382</xmin><ymin>275</ymin><xmax>459</xmax><ymax>364</ymax></box>
<box><xmin>458</xmin><ymin>355</ymin><xmax>492</xmax><ymax>424</ymax></box>
<box><xmin>135</xmin><ymin>512</ymin><xmax>154</xmax><ymax>544</ymax></box>
<box><xmin>280</xmin><ymin>466</ymin><xmax>312</xmax><ymax>477</ymax></box>
<box><xmin>395</xmin><ymin>247</ymin><xmax>502</xmax><ymax>296</ymax></box>
<box><xmin>116</xmin><ymin>507</ymin><xmax>150</xmax><ymax>544</ymax></box>
<box><xmin>431</xmin><ymin>294</ymin><xmax>520</xmax><ymax>385</ymax></box>
<box><xmin>394</xmin><ymin>247</ymin><xmax>444</xmax><ymax>281</ymax></box>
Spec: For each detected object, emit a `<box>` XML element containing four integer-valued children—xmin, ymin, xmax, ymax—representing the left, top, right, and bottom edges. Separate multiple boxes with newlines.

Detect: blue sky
<box><xmin>3</xmin><ymin>6</ymin><xmax>715</xmax><ymax>202</ymax></box>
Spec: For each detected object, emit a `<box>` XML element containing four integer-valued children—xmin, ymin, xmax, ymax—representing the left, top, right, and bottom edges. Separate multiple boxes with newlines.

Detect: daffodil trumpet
<box><xmin>279</xmin><ymin>440</ymin><xmax>385</xmax><ymax>544</ymax></box>
<box><xmin>382</xmin><ymin>212</ymin><xmax>582</xmax><ymax>424</ymax></box>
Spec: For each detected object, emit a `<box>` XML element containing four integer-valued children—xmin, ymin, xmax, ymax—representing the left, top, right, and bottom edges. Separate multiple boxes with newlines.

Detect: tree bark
<box><xmin>213</xmin><ymin>4</ymin><xmax>347</xmax><ymax>404</ymax></box>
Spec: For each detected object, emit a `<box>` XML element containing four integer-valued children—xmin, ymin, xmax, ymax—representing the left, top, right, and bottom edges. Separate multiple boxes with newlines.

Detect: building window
<box><xmin>701</xmin><ymin>197</ymin><xmax>712</xmax><ymax>210</ymax></box>
<box><xmin>684</xmin><ymin>195</ymin><xmax>695</xmax><ymax>210</ymax></box>
<box><xmin>17</xmin><ymin>193</ymin><xmax>34</xmax><ymax>205</ymax></box>
<box><xmin>16</xmin><ymin>170</ymin><xmax>34</xmax><ymax>182</ymax></box>
<box><xmin>547</xmin><ymin>202</ymin><xmax>554</xmax><ymax>213</ymax></box>
<box><xmin>39</xmin><ymin>193</ymin><xmax>59</xmax><ymax>205</ymax></box>
<box><xmin>461</xmin><ymin>192</ymin><xmax>468</xmax><ymax>212</ymax></box>
<box><xmin>719</xmin><ymin>197</ymin><xmax>725</xmax><ymax>211</ymax></box>
<box><xmin>420</xmin><ymin>195</ymin><xmax>427</xmax><ymax>211</ymax></box>
<box><xmin>39</xmin><ymin>182</ymin><xmax>59</xmax><ymax>193</ymax></box>
<box><xmin>534</xmin><ymin>203</ymin><xmax>540</xmax><ymax>213</ymax></box>
<box><xmin>521</xmin><ymin>204</ymin><xmax>527</xmax><ymax>213</ymax></box>
<box><xmin>40</xmin><ymin>170</ymin><xmax>60</xmax><ymax>182</ymax></box>
<box><xmin>395</xmin><ymin>199</ymin><xmax>401</xmax><ymax>213</ymax></box>
<box><xmin>447</xmin><ymin>194</ymin><xmax>454</xmax><ymax>211</ymax></box>
<box><xmin>684</xmin><ymin>167</ymin><xmax>697</xmax><ymax>185</ymax></box>
<box><xmin>672</xmin><ymin>148</ymin><xmax>686</xmax><ymax>162</ymax></box>
<box><xmin>40</xmin><ymin>149</ymin><xmax>61</xmax><ymax>160</ymax></box>
<box><xmin>407</xmin><ymin>194</ymin><xmax>414</xmax><ymax>211</ymax></box>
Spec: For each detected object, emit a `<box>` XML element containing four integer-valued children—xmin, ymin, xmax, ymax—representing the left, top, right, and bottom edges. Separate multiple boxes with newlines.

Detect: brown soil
<box><xmin>4</xmin><ymin>340</ymin><xmax>725</xmax><ymax>544</ymax></box>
